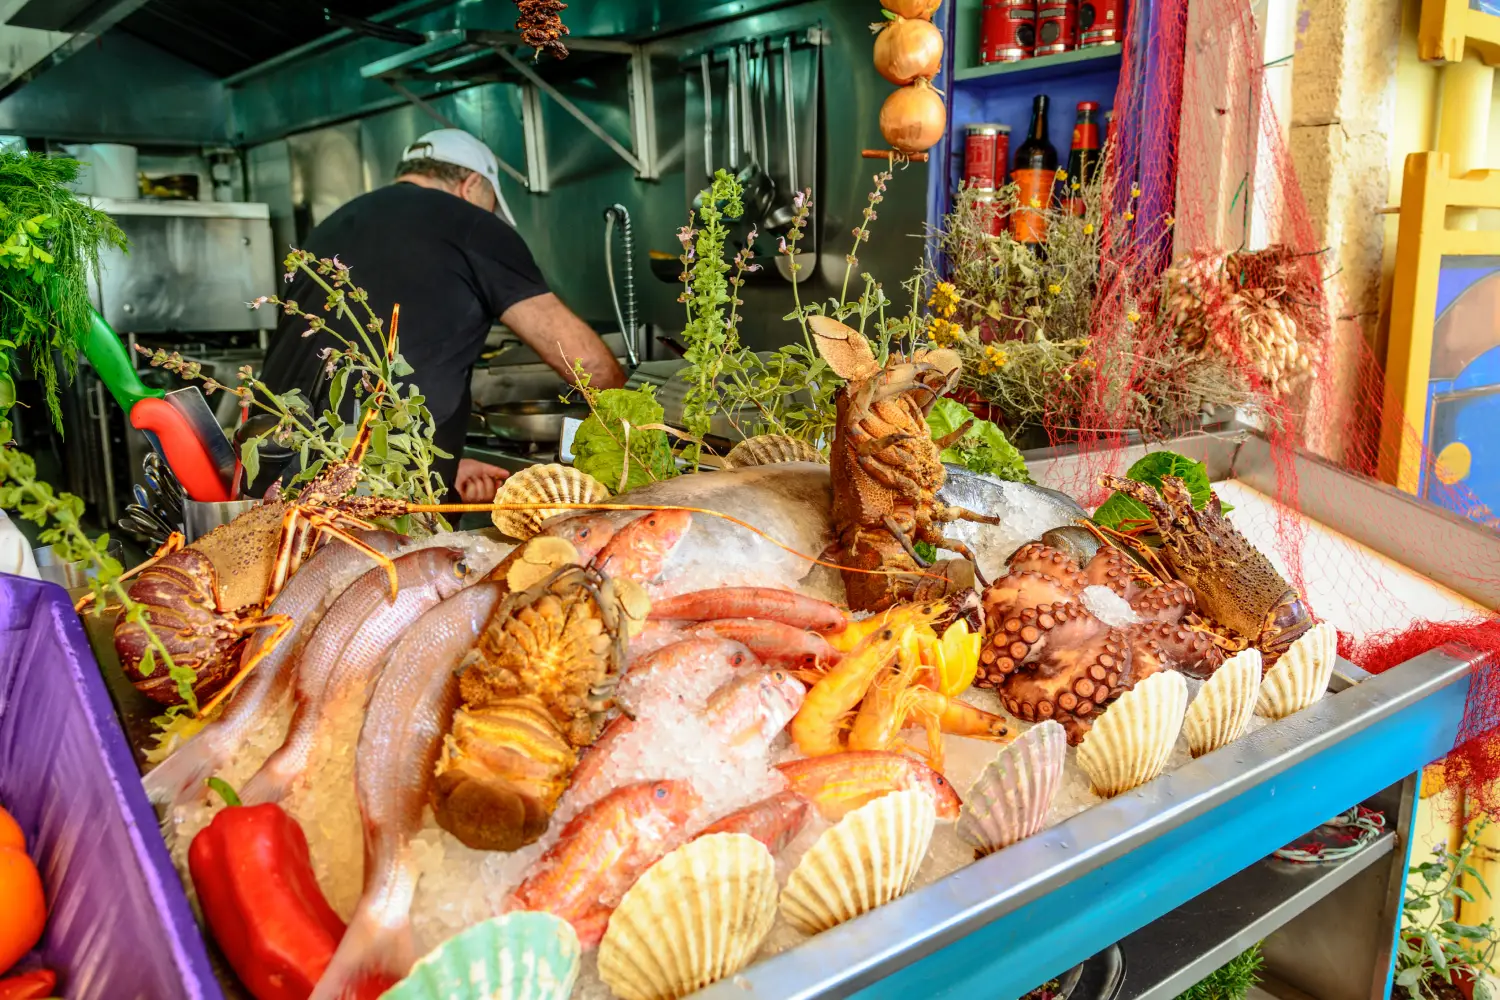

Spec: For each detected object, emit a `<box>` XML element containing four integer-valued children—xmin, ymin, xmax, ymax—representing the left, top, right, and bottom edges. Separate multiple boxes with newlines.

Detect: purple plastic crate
<box><xmin>0</xmin><ymin>573</ymin><xmax>222</xmax><ymax>1000</ymax></box>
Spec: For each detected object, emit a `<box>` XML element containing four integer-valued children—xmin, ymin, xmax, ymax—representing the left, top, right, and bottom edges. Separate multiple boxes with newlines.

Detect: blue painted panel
<box><xmin>849</xmin><ymin>676</ymin><xmax>1468</xmax><ymax>999</ymax></box>
<box><xmin>1426</xmin><ymin>385</ymin><xmax>1500</xmax><ymax>519</ymax></box>
<box><xmin>1434</xmin><ymin>256</ymin><xmax>1500</xmax><ymax>320</ymax></box>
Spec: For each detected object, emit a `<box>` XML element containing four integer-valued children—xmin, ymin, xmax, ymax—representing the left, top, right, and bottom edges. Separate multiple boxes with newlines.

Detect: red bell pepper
<box><xmin>0</xmin><ymin>968</ymin><xmax>58</xmax><ymax>1000</ymax></box>
<box><xmin>188</xmin><ymin>803</ymin><xmax>345</xmax><ymax>1000</ymax></box>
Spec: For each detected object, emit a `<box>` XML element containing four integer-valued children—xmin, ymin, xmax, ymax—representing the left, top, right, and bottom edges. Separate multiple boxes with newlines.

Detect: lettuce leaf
<box><xmin>927</xmin><ymin>398</ymin><xmax>1032</xmax><ymax>484</ymax></box>
<box><xmin>1092</xmin><ymin>449</ymin><xmax>1230</xmax><ymax>530</ymax></box>
<box><xmin>571</xmin><ymin>387</ymin><xmax>677</xmax><ymax>493</ymax></box>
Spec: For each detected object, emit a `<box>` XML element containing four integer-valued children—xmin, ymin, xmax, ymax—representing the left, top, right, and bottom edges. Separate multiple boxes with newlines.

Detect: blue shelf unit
<box><xmin>927</xmin><ymin>0</ymin><xmax>1183</xmax><ymax>279</ymax></box>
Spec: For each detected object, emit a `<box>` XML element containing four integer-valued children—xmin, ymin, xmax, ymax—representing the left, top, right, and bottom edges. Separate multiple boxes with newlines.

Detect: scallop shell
<box><xmin>723</xmin><ymin>434</ymin><xmax>826</xmax><ymax>468</ymax></box>
<box><xmin>779</xmin><ymin>789</ymin><xmax>935</xmax><ymax>935</ymax></box>
<box><xmin>384</xmin><ymin>911</ymin><xmax>580</xmax><ymax>1000</ymax></box>
<box><xmin>1076</xmin><ymin>670</ymin><xmax>1188</xmax><ymax>798</ymax></box>
<box><xmin>490</xmin><ymin>464</ymin><xmax>609</xmax><ymax>539</ymax></box>
<box><xmin>598</xmin><ymin>833</ymin><xmax>778</xmax><ymax>1000</ymax></box>
<box><xmin>1183</xmin><ymin>648</ymin><xmax>1262</xmax><ymax>757</ymax></box>
<box><xmin>1256</xmin><ymin>622</ymin><xmax>1337</xmax><ymax>721</ymax></box>
<box><xmin>956</xmin><ymin>719</ymin><xmax>1065</xmax><ymax>856</ymax></box>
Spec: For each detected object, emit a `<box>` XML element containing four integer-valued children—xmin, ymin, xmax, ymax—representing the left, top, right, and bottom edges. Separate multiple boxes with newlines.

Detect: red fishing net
<box><xmin>1000</xmin><ymin>0</ymin><xmax>1500</xmax><ymax>809</ymax></box>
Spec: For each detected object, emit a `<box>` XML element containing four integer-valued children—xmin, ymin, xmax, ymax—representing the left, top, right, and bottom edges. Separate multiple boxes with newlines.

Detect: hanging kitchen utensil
<box><xmin>764</xmin><ymin>37</ymin><xmax>803</xmax><ymax>232</ymax></box>
<box><xmin>701</xmin><ymin>53</ymin><xmax>714</xmax><ymax>181</ymax></box>
<box><xmin>81</xmin><ymin>311</ymin><xmax>237</xmax><ymax>502</ymax></box>
<box><xmin>772</xmin><ymin>37</ymin><xmax>819</xmax><ymax>284</ymax></box>
<box><xmin>735</xmin><ymin>41</ymin><xmax>777</xmax><ymax>232</ymax></box>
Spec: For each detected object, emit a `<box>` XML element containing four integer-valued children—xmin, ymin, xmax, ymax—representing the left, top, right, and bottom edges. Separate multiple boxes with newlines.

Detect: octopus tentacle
<box><xmin>1130</xmin><ymin>580</ymin><xmax>1194</xmax><ymax>625</ymax></box>
<box><xmin>999</xmin><ymin>626</ymin><xmax>1124</xmax><ymax>744</ymax></box>
<box><xmin>1134</xmin><ymin>621</ymin><xmax>1224</xmax><ymax>679</ymax></box>
<box><xmin>1008</xmin><ymin>542</ymin><xmax>1084</xmax><ymax>588</ymax></box>
<box><xmin>1083</xmin><ymin>546</ymin><xmax>1142</xmax><ymax>599</ymax></box>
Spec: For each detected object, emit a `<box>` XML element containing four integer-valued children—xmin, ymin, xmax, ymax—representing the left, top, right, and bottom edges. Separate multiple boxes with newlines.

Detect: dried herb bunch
<box><xmin>919</xmin><ymin>181</ymin><xmax>1254</xmax><ymax>440</ymax></box>
<box><xmin>515</xmin><ymin>0</ymin><xmax>569</xmax><ymax>60</ymax></box>
<box><xmin>139</xmin><ymin>249</ymin><xmax>450</xmax><ymax>525</ymax></box>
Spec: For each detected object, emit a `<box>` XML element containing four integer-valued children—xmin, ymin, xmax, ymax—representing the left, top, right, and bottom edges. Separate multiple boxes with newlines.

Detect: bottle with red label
<box><xmin>1060</xmin><ymin>101</ymin><xmax>1101</xmax><ymax>215</ymax></box>
<box><xmin>1010</xmin><ymin>94</ymin><xmax>1057</xmax><ymax>248</ymax></box>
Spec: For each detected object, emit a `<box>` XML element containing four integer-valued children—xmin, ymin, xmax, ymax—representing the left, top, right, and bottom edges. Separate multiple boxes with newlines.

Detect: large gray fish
<box><xmin>937</xmin><ymin>465</ymin><xmax>1089</xmax><ymax>581</ymax></box>
<box><xmin>309</xmin><ymin>583</ymin><xmax>503</xmax><ymax>1000</ymax></box>
<box><xmin>142</xmin><ymin>531</ymin><xmax>406</xmax><ymax>811</ymax></box>
<box><xmin>240</xmin><ymin>546</ymin><xmax>473</xmax><ymax>805</ymax></box>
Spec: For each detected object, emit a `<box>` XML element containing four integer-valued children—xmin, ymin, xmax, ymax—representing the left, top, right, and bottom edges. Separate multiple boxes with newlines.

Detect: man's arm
<box><xmin>501</xmin><ymin>293</ymin><xmax>626</xmax><ymax>389</ymax></box>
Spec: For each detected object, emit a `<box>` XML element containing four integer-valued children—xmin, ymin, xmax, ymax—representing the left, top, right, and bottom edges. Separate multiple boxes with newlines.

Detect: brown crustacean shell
<box><xmin>723</xmin><ymin>434</ymin><xmax>827</xmax><ymax>469</ymax></box>
<box><xmin>490</xmin><ymin>464</ymin><xmax>610</xmax><ymax>541</ymax></box>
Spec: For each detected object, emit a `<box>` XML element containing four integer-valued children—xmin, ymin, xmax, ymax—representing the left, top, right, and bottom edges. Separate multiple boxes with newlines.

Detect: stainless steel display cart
<box><xmin>696</xmin><ymin>427</ymin><xmax>1500</xmax><ymax>1000</ymax></box>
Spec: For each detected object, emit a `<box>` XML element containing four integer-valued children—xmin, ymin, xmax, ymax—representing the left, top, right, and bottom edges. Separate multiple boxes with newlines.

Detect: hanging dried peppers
<box><xmin>515</xmin><ymin>0</ymin><xmax>570</xmax><ymax>60</ymax></box>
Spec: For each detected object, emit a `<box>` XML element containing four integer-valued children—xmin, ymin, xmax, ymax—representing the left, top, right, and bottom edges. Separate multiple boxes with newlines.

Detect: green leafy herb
<box><xmin>1395</xmin><ymin>818</ymin><xmax>1500</xmax><ymax>1000</ymax></box>
<box><xmin>1093</xmin><ymin>449</ymin><xmax>1231</xmax><ymax>530</ymax></box>
<box><xmin>927</xmin><ymin>397</ymin><xmax>1032</xmax><ymax>484</ymax></box>
<box><xmin>0</xmin><ymin>150</ymin><xmax>127</xmax><ymax>428</ymax></box>
<box><xmin>572</xmin><ymin>386</ymin><xmax>676</xmax><ymax>493</ymax></box>
<box><xmin>1173</xmin><ymin>944</ymin><xmax>1263</xmax><ymax>1000</ymax></box>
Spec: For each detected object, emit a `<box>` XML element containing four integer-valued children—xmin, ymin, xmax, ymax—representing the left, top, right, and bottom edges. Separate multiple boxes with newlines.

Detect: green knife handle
<box><xmin>82</xmin><ymin>310</ymin><xmax>164</xmax><ymax>412</ymax></box>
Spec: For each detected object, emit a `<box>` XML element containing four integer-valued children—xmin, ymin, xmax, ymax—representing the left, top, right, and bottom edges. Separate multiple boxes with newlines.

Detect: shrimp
<box><xmin>791</xmin><ymin>602</ymin><xmax>944</xmax><ymax>757</ymax></box>
<box><xmin>904</xmin><ymin>686</ymin><xmax>1013</xmax><ymax>773</ymax></box>
<box><xmin>848</xmin><ymin>636</ymin><xmax>926</xmax><ymax>756</ymax></box>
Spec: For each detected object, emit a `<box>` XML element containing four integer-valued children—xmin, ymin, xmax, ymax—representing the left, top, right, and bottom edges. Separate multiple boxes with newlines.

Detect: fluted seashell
<box><xmin>1076</xmin><ymin>670</ymin><xmax>1188</xmax><ymax>798</ymax></box>
<box><xmin>598</xmin><ymin>833</ymin><xmax>778</xmax><ymax>1000</ymax></box>
<box><xmin>723</xmin><ymin>434</ymin><xmax>826</xmax><ymax>469</ymax></box>
<box><xmin>779</xmin><ymin>789</ymin><xmax>935</xmax><ymax>935</ymax></box>
<box><xmin>384</xmin><ymin>911</ymin><xmax>580</xmax><ymax>1000</ymax></box>
<box><xmin>1183</xmin><ymin>648</ymin><xmax>1262</xmax><ymax>757</ymax></box>
<box><xmin>956</xmin><ymin>720</ymin><xmax>1065</xmax><ymax>856</ymax></box>
<box><xmin>1256</xmin><ymin>622</ymin><xmax>1337</xmax><ymax>721</ymax></box>
<box><xmin>491</xmin><ymin>464</ymin><xmax>609</xmax><ymax>539</ymax></box>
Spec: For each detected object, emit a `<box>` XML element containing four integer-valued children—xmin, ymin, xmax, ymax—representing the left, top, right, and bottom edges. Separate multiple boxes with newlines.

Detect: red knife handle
<box><xmin>130</xmin><ymin>397</ymin><xmax>234</xmax><ymax>502</ymax></box>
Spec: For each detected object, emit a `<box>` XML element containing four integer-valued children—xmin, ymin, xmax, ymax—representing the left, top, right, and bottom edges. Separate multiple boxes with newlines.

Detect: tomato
<box><xmin>0</xmin><ymin>968</ymin><xmax>57</xmax><ymax>1000</ymax></box>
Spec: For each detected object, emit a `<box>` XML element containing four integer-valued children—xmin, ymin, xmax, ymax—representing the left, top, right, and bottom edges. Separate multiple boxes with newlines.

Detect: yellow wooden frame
<box><xmin>1420</xmin><ymin>0</ymin><xmax>1500</xmax><ymax>62</ymax></box>
<box><xmin>1381</xmin><ymin>151</ymin><xmax>1500</xmax><ymax>493</ymax></box>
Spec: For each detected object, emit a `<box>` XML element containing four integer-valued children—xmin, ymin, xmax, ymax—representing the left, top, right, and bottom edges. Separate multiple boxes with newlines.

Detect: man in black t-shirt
<box><xmin>260</xmin><ymin>128</ymin><xmax>624</xmax><ymax>502</ymax></box>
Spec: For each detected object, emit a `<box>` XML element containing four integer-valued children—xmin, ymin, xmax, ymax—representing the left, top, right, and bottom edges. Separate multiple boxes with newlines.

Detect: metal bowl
<box><xmin>482</xmin><ymin>399</ymin><xmax>591</xmax><ymax>444</ymax></box>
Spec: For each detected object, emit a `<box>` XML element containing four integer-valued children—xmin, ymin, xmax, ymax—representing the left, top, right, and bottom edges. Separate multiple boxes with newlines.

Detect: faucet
<box><xmin>604</xmin><ymin>204</ymin><xmax>639</xmax><ymax>368</ymax></box>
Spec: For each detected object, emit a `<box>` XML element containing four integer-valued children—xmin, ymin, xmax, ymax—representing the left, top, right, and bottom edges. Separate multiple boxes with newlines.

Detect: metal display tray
<box><xmin>694</xmin><ymin>427</ymin><xmax>1500</xmax><ymax>1000</ymax></box>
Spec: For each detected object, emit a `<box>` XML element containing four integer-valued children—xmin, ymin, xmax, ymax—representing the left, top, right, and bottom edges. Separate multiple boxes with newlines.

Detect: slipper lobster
<box><xmin>432</xmin><ymin>536</ymin><xmax>650</xmax><ymax>851</ymax></box>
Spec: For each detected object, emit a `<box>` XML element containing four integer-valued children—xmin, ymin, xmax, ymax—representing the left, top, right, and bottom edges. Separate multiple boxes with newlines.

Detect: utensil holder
<box><xmin>33</xmin><ymin>538</ymin><xmax>125</xmax><ymax>589</ymax></box>
<box><xmin>183</xmin><ymin>498</ymin><xmax>260</xmax><ymax>543</ymax></box>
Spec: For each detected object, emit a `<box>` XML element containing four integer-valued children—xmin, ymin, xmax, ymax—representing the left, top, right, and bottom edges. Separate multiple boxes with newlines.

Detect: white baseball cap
<box><xmin>401</xmin><ymin>128</ymin><xmax>516</xmax><ymax>226</ymax></box>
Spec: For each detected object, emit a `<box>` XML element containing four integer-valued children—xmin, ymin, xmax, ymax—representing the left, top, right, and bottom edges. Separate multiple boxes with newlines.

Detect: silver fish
<box><xmin>142</xmin><ymin>531</ymin><xmax>406</xmax><ymax>811</ymax></box>
<box><xmin>309</xmin><ymin>583</ymin><xmax>503</xmax><ymax>1000</ymax></box>
<box><xmin>937</xmin><ymin>465</ymin><xmax>1089</xmax><ymax>581</ymax></box>
<box><xmin>240</xmin><ymin>546</ymin><xmax>472</xmax><ymax>805</ymax></box>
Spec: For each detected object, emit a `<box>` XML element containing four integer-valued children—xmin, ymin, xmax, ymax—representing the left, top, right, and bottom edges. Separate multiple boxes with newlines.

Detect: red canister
<box><xmin>973</xmin><ymin>191</ymin><xmax>1005</xmax><ymax>237</ymax></box>
<box><xmin>1079</xmin><ymin>0</ymin><xmax>1126</xmax><ymax>47</ymax></box>
<box><xmin>1034</xmin><ymin>1</ymin><xmax>1077</xmax><ymax>56</ymax></box>
<box><xmin>963</xmin><ymin>124</ymin><xmax>1010</xmax><ymax>191</ymax></box>
<box><xmin>980</xmin><ymin>0</ymin><xmax>1037</xmax><ymax>64</ymax></box>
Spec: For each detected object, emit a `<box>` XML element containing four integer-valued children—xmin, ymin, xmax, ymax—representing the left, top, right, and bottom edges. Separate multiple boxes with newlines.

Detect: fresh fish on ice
<box><xmin>696</xmin><ymin>791</ymin><xmax>811</xmax><ymax>855</ymax></box>
<box><xmin>142</xmin><ymin>531</ymin><xmax>406</xmax><ymax>811</ymax></box>
<box><xmin>240</xmin><ymin>547</ymin><xmax>473</xmax><ymax>805</ymax></box>
<box><xmin>592</xmin><ymin>508</ymin><xmax>693</xmax><ymax>586</ymax></box>
<box><xmin>505</xmin><ymin>779</ymin><xmax>701</xmax><ymax>948</ymax></box>
<box><xmin>310</xmin><ymin>583</ymin><xmax>504</xmax><ymax>1000</ymax></box>
<box><xmin>600</xmin><ymin>463</ymin><xmax>834</xmax><ymax>596</ymax></box>
<box><xmin>937</xmin><ymin>465</ymin><xmax>1089</xmax><ymax>581</ymax></box>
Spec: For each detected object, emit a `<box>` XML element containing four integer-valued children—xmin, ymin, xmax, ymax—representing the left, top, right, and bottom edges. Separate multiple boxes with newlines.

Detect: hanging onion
<box><xmin>880</xmin><ymin>0</ymin><xmax>943</xmax><ymax>19</ymax></box>
<box><xmin>873</xmin><ymin>17</ymin><xmax>944</xmax><ymax>85</ymax></box>
<box><xmin>879</xmin><ymin>77</ymin><xmax>947</xmax><ymax>154</ymax></box>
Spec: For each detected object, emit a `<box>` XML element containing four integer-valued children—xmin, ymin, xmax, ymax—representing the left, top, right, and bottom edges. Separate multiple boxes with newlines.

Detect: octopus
<box><xmin>978</xmin><ymin>538</ymin><xmax>1224</xmax><ymax>743</ymax></box>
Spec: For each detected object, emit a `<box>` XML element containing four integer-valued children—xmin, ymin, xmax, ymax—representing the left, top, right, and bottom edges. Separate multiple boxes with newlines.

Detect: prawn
<box><xmin>848</xmin><ymin>630</ymin><xmax>927</xmax><ymax>759</ymax></box>
<box><xmin>904</xmin><ymin>686</ymin><xmax>1013</xmax><ymax>773</ymax></box>
<box><xmin>791</xmin><ymin>602</ymin><xmax>943</xmax><ymax>757</ymax></box>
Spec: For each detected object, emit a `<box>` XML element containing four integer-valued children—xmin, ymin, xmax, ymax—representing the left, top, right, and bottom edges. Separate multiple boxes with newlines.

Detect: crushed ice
<box><xmin>1080</xmin><ymin>585</ymin><xmax>1140</xmax><ymax>628</ymax></box>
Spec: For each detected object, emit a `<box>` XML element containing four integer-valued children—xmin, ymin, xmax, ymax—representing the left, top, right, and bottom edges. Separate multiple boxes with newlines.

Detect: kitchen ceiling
<box><xmin>113</xmin><ymin>0</ymin><xmax>414</xmax><ymax>78</ymax></box>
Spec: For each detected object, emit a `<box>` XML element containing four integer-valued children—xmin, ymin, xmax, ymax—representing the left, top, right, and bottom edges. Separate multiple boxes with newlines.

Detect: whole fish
<box><xmin>776</xmin><ymin>751</ymin><xmax>962</xmax><ymax>821</ymax></box>
<box><xmin>693</xmin><ymin>618</ymin><xmax>842</xmax><ymax>670</ymax></box>
<box><xmin>486</xmin><ymin>513</ymin><xmax>620</xmax><ymax>588</ymax></box>
<box><xmin>310</xmin><ymin>583</ymin><xmax>504</xmax><ymax>1000</ymax></box>
<box><xmin>563</xmin><ymin>713</ymin><xmax>637</xmax><ymax>810</ymax></box>
<box><xmin>696</xmin><ymin>791</ymin><xmax>810</xmax><ymax>855</ymax></box>
<box><xmin>649</xmin><ymin>587</ymin><xmax>848</xmax><ymax>634</ymax></box>
<box><xmin>506</xmin><ymin>779</ymin><xmax>701</xmax><ymax>948</ymax></box>
<box><xmin>591</xmin><ymin>509</ymin><xmax>693</xmax><ymax>584</ymax></box>
<box><xmin>143</xmin><ymin>531</ymin><xmax>405</xmax><ymax>811</ymax></box>
<box><xmin>618</xmin><ymin>636</ymin><xmax>758</xmax><ymax>708</ymax></box>
<box><xmin>241</xmin><ymin>547</ymin><xmax>473</xmax><ymax>805</ymax></box>
<box><xmin>703</xmin><ymin>668</ymin><xmax>806</xmax><ymax>747</ymax></box>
